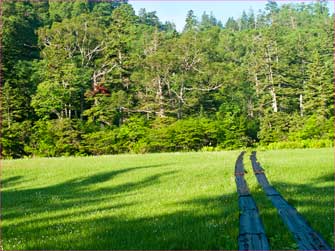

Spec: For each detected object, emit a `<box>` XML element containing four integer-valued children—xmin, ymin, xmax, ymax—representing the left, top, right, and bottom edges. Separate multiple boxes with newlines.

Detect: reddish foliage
<box><xmin>92</xmin><ymin>84</ymin><xmax>110</xmax><ymax>96</ymax></box>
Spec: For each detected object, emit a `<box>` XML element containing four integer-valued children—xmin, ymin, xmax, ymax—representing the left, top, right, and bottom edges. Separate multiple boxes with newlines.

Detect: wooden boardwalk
<box><xmin>235</xmin><ymin>152</ymin><xmax>270</xmax><ymax>250</ymax></box>
<box><xmin>250</xmin><ymin>151</ymin><xmax>331</xmax><ymax>251</ymax></box>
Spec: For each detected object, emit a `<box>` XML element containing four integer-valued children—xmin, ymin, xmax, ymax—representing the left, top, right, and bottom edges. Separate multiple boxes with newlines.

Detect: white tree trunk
<box><xmin>299</xmin><ymin>94</ymin><xmax>303</xmax><ymax>117</ymax></box>
<box><xmin>156</xmin><ymin>78</ymin><xmax>165</xmax><ymax>118</ymax></box>
<box><xmin>266</xmin><ymin>46</ymin><xmax>278</xmax><ymax>113</ymax></box>
<box><xmin>270</xmin><ymin>87</ymin><xmax>278</xmax><ymax>113</ymax></box>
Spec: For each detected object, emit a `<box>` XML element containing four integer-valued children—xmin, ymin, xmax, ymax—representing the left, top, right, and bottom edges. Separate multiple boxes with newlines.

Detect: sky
<box><xmin>129</xmin><ymin>0</ymin><xmax>334</xmax><ymax>31</ymax></box>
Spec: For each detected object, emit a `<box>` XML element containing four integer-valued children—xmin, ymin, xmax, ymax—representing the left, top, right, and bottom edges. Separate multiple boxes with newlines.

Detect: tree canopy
<box><xmin>1</xmin><ymin>0</ymin><xmax>333</xmax><ymax>158</ymax></box>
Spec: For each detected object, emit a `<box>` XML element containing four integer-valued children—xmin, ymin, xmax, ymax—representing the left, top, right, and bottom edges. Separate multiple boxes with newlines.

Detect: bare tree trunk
<box><xmin>80</xmin><ymin>88</ymin><xmax>83</xmax><ymax>120</ymax></box>
<box><xmin>177</xmin><ymin>84</ymin><xmax>184</xmax><ymax>119</ymax></box>
<box><xmin>266</xmin><ymin>46</ymin><xmax>278</xmax><ymax>113</ymax></box>
<box><xmin>299</xmin><ymin>94</ymin><xmax>303</xmax><ymax>117</ymax></box>
<box><xmin>177</xmin><ymin>101</ymin><xmax>182</xmax><ymax>119</ymax></box>
<box><xmin>254</xmin><ymin>74</ymin><xmax>260</xmax><ymax>95</ymax></box>
<box><xmin>270</xmin><ymin>87</ymin><xmax>278</xmax><ymax>113</ymax></box>
<box><xmin>119</xmin><ymin>107</ymin><xmax>123</xmax><ymax>126</ymax></box>
<box><xmin>290</xmin><ymin>16</ymin><xmax>297</xmax><ymax>29</ymax></box>
<box><xmin>247</xmin><ymin>98</ymin><xmax>254</xmax><ymax>117</ymax></box>
<box><xmin>156</xmin><ymin>78</ymin><xmax>165</xmax><ymax>118</ymax></box>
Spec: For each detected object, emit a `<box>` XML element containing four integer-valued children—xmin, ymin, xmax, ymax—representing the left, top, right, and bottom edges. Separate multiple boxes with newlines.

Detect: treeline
<box><xmin>1</xmin><ymin>0</ymin><xmax>333</xmax><ymax>158</ymax></box>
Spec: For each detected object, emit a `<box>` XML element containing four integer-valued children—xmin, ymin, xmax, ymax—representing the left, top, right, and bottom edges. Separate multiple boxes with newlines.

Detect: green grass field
<box><xmin>2</xmin><ymin>148</ymin><xmax>333</xmax><ymax>250</ymax></box>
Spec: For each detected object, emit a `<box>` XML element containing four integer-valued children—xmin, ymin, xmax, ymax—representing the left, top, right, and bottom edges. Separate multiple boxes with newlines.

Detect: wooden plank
<box><xmin>235</xmin><ymin>152</ymin><xmax>270</xmax><ymax>251</ymax></box>
<box><xmin>250</xmin><ymin>151</ymin><xmax>331</xmax><ymax>251</ymax></box>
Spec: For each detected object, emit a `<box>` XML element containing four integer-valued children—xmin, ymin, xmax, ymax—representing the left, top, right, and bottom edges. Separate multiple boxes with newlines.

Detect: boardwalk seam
<box><xmin>250</xmin><ymin>151</ymin><xmax>331</xmax><ymax>251</ymax></box>
<box><xmin>235</xmin><ymin>151</ymin><xmax>270</xmax><ymax>250</ymax></box>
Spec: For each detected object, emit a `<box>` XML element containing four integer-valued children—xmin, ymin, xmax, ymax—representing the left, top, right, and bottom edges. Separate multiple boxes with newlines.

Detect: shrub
<box><xmin>146</xmin><ymin>117</ymin><xmax>177</xmax><ymax>152</ymax></box>
<box><xmin>288</xmin><ymin>115</ymin><xmax>332</xmax><ymax>141</ymax></box>
<box><xmin>2</xmin><ymin>121</ymin><xmax>32</xmax><ymax>158</ymax></box>
<box><xmin>170</xmin><ymin>118</ymin><xmax>218</xmax><ymax>151</ymax></box>
<box><xmin>216</xmin><ymin>113</ymin><xmax>251</xmax><ymax>149</ymax></box>
<box><xmin>261</xmin><ymin>139</ymin><xmax>333</xmax><ymax>150</ymax></box>
<box><xmin>258</xmin><ymin>112</ymin><xmax>292</xmax><ymax>144</ymax></box>
<box><xmin>28</xmin><ymin>119</ymin><xmax>83</xmax><ymax>157</ymax></box>
<box><xmin>82</xmin><ymin>130</ymin><xmax>117</xmax><ymax>155</ymax></box>
<box><xmin>115</xmin><ymin>116</ymin><xmax>150</xmax><ymax>153</ymax></box>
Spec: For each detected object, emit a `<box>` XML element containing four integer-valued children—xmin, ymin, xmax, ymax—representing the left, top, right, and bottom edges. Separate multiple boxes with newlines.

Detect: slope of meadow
<box><xmin>2</xmin><ymin>148</ymin><xmax>333</xmax><ymax>250</ymax></box>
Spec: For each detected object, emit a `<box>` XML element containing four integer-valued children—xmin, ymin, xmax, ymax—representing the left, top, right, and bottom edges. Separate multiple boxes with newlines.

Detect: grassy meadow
<box><xmin>1</xmin><ymin>148</ymin><xmax>334</xmax><ymax>250</ymax></box>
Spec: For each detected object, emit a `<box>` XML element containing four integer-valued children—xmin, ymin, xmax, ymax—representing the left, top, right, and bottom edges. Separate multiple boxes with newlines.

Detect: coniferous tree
<box><xmin>1</xmin><ymin>0</ymin><xmax>333</xmax><ymax>157</ymax></box>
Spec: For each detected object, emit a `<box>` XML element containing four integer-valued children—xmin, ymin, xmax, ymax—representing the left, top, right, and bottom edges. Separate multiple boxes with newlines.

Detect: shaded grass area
<box><xmin>2</xmin><ymin>148</ymin><xmax>333</xmax><ymax>250</ymax></box>
<box><xmin>244</xmin><ymin>148</ymin><xmax>334</xmax><ymax>250</ymax></box>
<box><xmin>2</xmin><ymin>152</ymin><xmax>240</xmax><ymax>250</ymax></box>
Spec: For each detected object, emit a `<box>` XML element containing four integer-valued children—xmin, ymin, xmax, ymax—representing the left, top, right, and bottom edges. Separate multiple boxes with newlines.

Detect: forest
<box><xmin>1</xmin><ymin>0</ymin><xmax>333</xmax><ymax>158</ymax></box>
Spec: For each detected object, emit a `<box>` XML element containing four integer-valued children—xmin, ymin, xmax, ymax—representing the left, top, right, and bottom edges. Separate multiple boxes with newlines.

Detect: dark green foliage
<box><xmin>82</xmin><ymin>130</ymin><xmax>118</xmax><ymax>155</ymax></box>
<box><xmin>1</xmin><ymin>1</ymin><xmax>333</xmax><ymax>158</ymax></box>
<box><xmin>2</xmin><ymin>1</ymin><xmax>39</xmax><ymax>67</ymax></box>
<box><xmin>288</xmin><ymin>115</ymin><xmax>334</xmax><ymax>141</ymax></box>
<box><xmin>145</xmin><ymin>117</ymin><xmax>177</xmax><ymax>152</ymax></box>
<box><xmin>1</xmin><ymin>121</ymin><xmax>32</xmax><ymax>159</ymax></box>
<box><xmin>116</xmin><ymin>116</ymin><xmax>150</xmax><ymax>153</ymax></box>
<box><xmin>48</xmin><ymin>0</ymin><xmax>90</xmax><ymax>22</ymax></box>
<box><xmin>184</xmin><ymin>10</ymin><xmax>198</xmax><ymax>32</ymax></box>
<box><xmin>163</xmin><ymin>117</ymin><xmax>218</xmax><ymax>152</ymax></box>
<box><xmin>216</xmin><ymin>113</ymin><xmax>251</xmax><ymax>149</ymax></box>
<box><xmin>27</xmin><ymin>119</ymin><xmax>83</xmax><ymax>157</ymax></box>
<box><xmin>138</xmin><ymin>8</ymin><xmax>160</xmax><ymax>27</ymax></box>
<box><xmin>258</xmin><ymin>112</ymin><xmax>292</xmax><ymax>144</ymax></box>
<box><xmin>225</xmin><ymin>17</ymin><xmax>239</xmax><ymax>31</ymax></box>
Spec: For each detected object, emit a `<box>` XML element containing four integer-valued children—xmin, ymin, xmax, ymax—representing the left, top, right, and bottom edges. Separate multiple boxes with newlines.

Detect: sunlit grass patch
<box><xmin>2</xmin><ymin>151</ymin><xmax>240</xmax><ymax>250</ymax></box>
<box><xmin>245</xmin><ymin>148</ymin><xmax>334</xmax><ymax>250</ymax></box>
<box><xmin>2</xmin><ymin>148</ymin><xmax>333</xmax><ymax>250</ymax></box>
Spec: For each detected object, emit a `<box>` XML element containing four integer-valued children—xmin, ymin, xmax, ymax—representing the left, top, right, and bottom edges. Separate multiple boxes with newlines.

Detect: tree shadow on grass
<box><xmin>19</xmin><ymin>194</ymin><xmax>240</xmax><ymax>250</ymax></box>
<box><xmin>2</xmin><ymin>162</ymin><xmax>241</xmax><ymax>250</ymax></box>
<box><xmin>271</xmin><ymin>176</ymin><xmax>334</xmax><ymax>247</ymax></box>
<box><xmin>1</xmin><ymin>169</ymin><xmax>333</xmax><ymax>250</ymax></box>
<box><xmin>312</xmin><ymin>173</ymin><xmax>334</xmax><ymax>183</ymax></box>
<box><xmin>250</xmin><ymin>172</ymin><xmax>334</xmax><ymax>250</ymax></box>
<box><xmin>1</xmin><ymin>176</ymin><xmax>24</xmax><ymax>188</ymax></box>
<box><xmin>2</xmin><ymin>164</ymin><xmax>173</xmax><ymax>221</ymax></box>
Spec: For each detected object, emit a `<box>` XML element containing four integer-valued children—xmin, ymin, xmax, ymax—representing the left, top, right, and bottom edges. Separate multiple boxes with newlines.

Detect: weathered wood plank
<box><xmin>235</xmin><ymin>152</ymin><xmax>270</xmax><ymax>251</ymax></box>
<box><xmin>250</xmin><ymin>151</ymin><xmax>331</xmax><ymax>251</ymax></box>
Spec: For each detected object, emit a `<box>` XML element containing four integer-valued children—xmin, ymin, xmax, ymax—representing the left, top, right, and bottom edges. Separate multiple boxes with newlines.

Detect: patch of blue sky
<box><xmin>129</xmin><ymin>0</ymin><xmax>334</xmax><ymax>31</ymax></box>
